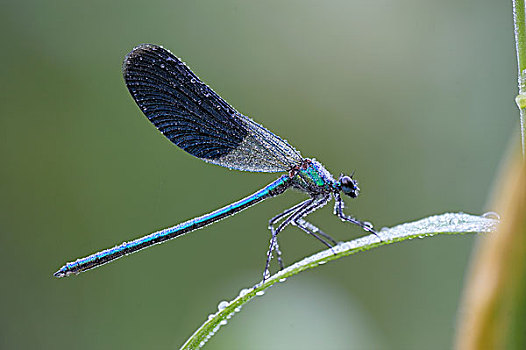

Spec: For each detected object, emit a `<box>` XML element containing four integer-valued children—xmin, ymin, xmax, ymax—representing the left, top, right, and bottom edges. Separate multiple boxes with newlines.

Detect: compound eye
<box><xmin>340</xmin><ymin>175</ymin><xmax>358</xmax><ymax>198</ymax></box>
<box><xmin>340</xmin><ymin>175</ymin><xmax>353</xmax><ymax>189</ymax></box>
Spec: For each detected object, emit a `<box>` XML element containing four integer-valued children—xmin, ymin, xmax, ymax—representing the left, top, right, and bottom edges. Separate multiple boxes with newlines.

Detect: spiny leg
<box><xmin>334</xmin><ymin>193</ymin><xmax>382</xmax><ymax>240</ymax></box>
<box><xmin>290</xmin><ymin>195</ymin><xmax>334</xmax><ymax>250</ymax></box>
<box><xmin>293</xmin><ymin>219</ymin><xmax>335</xmax><ymax>250</ymax></box>
<box><xmin>264</xmin><ymin>199</ymin><xmax>314</xmax><ymax>281</ymax></box>
<box><xmin>267</xmin><ymin>194</ymin><xmax>329</xmax><ymax>259</ymax></box>
<box><xmin>273</xmin><ymin>238</ymin><xmax>284</xmax><ymax>270</ymax></box>
<box><xmin>294</xmin><ymin>218</ymin><xmax>337</xmax><ymax>246</ymax></box>
<box><xmin>267</xmin><ymin>199</ymin><xmax>312</xmax><ymax>271</ymax></box>
<box><xmin>263</xmin><ymin>195</ymin><xmax>332</xmax><ymax>282</ymax></box>
<box><xmin>268</xmin><ymin>201</ymin><xmax>306</xmax><ymax>227</ymax></box>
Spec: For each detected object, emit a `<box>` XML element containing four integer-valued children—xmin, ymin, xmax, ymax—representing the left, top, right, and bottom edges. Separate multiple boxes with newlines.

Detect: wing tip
<box><xmin>122</xmin><ymin>43</ymin><xmax>169</xmax><ymax>77</ymax></box>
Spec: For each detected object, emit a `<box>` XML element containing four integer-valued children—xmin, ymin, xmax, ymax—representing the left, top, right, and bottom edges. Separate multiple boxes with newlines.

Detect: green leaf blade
<box><xmin>181</xmin><ymin>212</ymin><xmax>498</xmax><ymax>350</ymax></box>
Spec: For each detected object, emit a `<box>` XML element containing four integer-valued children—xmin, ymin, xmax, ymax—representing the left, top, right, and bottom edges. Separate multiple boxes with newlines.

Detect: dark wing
<box><xmin>122</xmin><ymin>44</ymin><xmax>303</xmax><ymax>172</ymax></box>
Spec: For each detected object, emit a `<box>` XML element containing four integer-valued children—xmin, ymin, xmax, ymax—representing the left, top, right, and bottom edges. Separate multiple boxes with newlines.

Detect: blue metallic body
<box><xmin>55</xmin><ymin>175</ymin><xmax>291</xmax><ymax>277</ymax></box>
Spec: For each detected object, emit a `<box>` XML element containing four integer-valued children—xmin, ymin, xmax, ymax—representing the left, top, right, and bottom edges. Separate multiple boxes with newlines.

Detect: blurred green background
<box><xmin>0</xmin><ymin>0</ymin><xmax>516</xmax><ymax>349</ymax></box>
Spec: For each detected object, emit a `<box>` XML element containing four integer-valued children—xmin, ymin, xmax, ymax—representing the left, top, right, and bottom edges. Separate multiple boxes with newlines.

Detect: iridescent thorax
<box><xmin>289</xmin><ymin>159</ymin><xmax>336</xmax><ymax>195</ymax></box>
